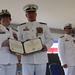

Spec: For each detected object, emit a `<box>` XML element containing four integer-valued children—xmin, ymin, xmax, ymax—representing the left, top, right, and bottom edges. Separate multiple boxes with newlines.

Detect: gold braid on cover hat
<box><xmin>0</xmin><ymin>10</ymin><xmax>10</xmax><ymax>15</ymax></box>
<box><xmin>68</xmin><ymin>23</ymin><xmax>72</xmax><ymax>27</ymax></box>
<box><xmin>29</xmin><ymin>5</ymin><xmax>34</xmax><ymax>9</ymax></box>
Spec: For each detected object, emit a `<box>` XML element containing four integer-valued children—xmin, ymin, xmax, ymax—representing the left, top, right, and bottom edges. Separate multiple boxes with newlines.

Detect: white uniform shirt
<box><xmin>17</xmin><ymin>21</ymin><xmax>53</xmax><ymax>64</ymax></box>
<box><xmin>58</xmin><ymin>34</ymin><xmax>75</xmax><ymax>66</ymax></box>
<box><xmin>0</xmin><ymin>24</ymin><xmax>18</xmax><ymax>64</ymax></box>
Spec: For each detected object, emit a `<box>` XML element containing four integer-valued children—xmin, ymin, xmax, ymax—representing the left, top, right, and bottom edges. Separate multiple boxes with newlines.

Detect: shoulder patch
<box><xmin>60</xmin><ymin>36</ymin><xmax>64</xmax><ymax>38</ymax></box>
<box><xmin>19</xmin><ymin>22</ymin><xmax>26</xmax><ymax>26</ymax></box>
<box><xmin>39</xmin><ymin>22</ymin><xmax>47</xmax><ymax>25</ymax></box>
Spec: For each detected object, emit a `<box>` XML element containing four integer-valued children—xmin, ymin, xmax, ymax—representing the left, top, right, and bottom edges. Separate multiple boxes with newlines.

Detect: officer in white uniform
<box><xmin>17</xmin><ymin>4</ymin><xmax>53</xmax><ymax>75</ymax></box>
<box><xmin>58</xmin><ymin>23</ymin><xmax>75</xmax><ymax>75</ymax></box>
<box><xmin>0</xmin><ymin>10</ymin><xmax>18</xmax><ymax>75</ymax></box>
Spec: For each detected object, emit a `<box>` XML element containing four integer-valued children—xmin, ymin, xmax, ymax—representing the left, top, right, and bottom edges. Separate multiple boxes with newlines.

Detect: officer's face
<box><xmin>64</xmin><ymin>28</ymin><xmax>73</xmax><ymax>35</ymax></box>
<box><xmin>26</xmin><ymin>11</ymin><xmax>37</xmax><ymax>22</ymax></box>
<box><xmin>0</xmin><ymin>17</ymin><xmax>11</xmax><ymax>27</ymax></box>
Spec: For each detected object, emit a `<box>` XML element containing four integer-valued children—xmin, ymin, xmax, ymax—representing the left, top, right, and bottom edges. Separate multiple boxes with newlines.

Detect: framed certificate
<box><xmin>9</xmin><ymin>38</ymin><xmax>43</xmax><ymax>54</ymax></box>
<box><xmin>9</xmin><ymin>39</ymin><xmax>24</xmax><ymax>54</ymax></box>
<box><xmin>24</xmin><ymin>38</ymin><xmax>43</xmax><ymax>53</ymax></box>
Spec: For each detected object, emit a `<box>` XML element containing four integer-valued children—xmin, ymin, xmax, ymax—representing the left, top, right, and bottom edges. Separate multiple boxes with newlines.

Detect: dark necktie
<box><xmin>6</xmin><ymin>27</ymin><xmax>9</xmax><ymax>31</ymax></box>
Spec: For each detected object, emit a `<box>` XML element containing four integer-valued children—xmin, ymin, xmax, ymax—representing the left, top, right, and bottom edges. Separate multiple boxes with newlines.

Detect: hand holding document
<box><xmin>9</xmin><ymin>38</ymin><xmax>43</xmax><ymax>54</ymax></box>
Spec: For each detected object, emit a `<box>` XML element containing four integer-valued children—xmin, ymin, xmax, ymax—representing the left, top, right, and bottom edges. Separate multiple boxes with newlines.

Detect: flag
<box><xmin>47</xmin><ymin>40</ymin><xmax>58</xmax><ymax>53</ymax></box>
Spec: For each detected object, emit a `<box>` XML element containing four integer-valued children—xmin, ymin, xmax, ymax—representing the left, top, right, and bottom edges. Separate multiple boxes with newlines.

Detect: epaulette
<box><xmin>19</xmin><ymin>22</ymin><xmax>26</xmax><ymax>26</ymax></box>
<box><xmin>39</xmin><ymin>22</ymin><xmax>47</xmax><ymax>25</ymax></box>
<box><xmin>60</xmin><ymin>36</ymin><xmax>64</xmax><ymax>38</ymax></box>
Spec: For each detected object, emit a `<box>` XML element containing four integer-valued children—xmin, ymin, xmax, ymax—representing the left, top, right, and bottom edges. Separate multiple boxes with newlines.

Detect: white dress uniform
<box><xmin>58</xmin><ymin>34</ymin><xmax>75</xmax><ymax>75</ymax></box>
<box><xmin>17</xmin><ymin>21</ymin><xmax>53</xmax><ymax>75</ymax></box>
<box><xmin>0</xmin><ymin>24</ymin><xmax>18</xmax><ymax>75</ymax></box>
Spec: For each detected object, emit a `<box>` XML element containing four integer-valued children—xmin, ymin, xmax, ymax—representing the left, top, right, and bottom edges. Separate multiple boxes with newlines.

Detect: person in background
<box><xmin>58</xmin><ymin>23</ymin><xmax>75</xmax><ymax>75</ymax></box>
<box><xmin>17</xmin><ymin>3</ymin><xmax>53</xmax><ymax>75</ymax></box>
<box><xmin>0</xmin><ymin>9</ymin><xmax>18</xmax><ymax>75</ymax></box>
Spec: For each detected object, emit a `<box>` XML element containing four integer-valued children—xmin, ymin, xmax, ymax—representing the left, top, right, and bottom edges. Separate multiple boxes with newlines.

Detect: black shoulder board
<box><xmin>60</xmin><ymin>36</ymin><xmax>64</xmax><ymax>38</ymax></box>
<box><xmin>39</xmin><ymin>22</ymin><xmax>47</xmax><ymax>25</ymax></box>
<box><xmin>19</xmin><ymin>22</ymin><xmax>26</xmax><ymax>26</ymax></box>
